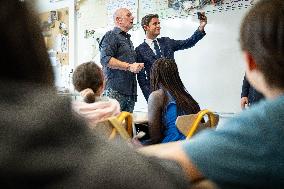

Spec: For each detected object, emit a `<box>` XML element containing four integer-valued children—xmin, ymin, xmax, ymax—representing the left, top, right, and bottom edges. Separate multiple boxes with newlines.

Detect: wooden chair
<box><xmin>176</xmin><ymin>109</ymin><xmax>219</xmax><ymax>140</ymax></box>
<box><xmin>108</xmin><ymin>111</ymin><xmax>133</xmax><ymax>140</ymax></box>
<box><xmin>93</xmin><ymin>111</ymin><xmax>133</xmax><ymax>141</ymax></box>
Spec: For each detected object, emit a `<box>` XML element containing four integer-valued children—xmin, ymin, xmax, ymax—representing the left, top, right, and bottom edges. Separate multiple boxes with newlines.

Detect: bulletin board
<box><xmin>39</xmin><ymin>7</ymin><xmax>69</xmax><ymax>65</ymax></box>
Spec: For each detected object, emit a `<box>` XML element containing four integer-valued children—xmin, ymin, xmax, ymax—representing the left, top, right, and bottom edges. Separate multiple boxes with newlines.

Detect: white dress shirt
<box><xmin>144</xmin><ymin>38</ymin><xmax>161</xmax><ymax>55</ymax></box>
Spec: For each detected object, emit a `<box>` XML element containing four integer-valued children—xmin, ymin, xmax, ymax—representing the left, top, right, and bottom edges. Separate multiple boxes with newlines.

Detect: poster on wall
<box><xmin>55</xmin><ymin>34</ymin><xmax>69</xmax><ymax>53</ymax></box>
<box><xmin>39</xmin><ymin>7</ymin><xmax>69</xmax><ymax>65</ymax></box>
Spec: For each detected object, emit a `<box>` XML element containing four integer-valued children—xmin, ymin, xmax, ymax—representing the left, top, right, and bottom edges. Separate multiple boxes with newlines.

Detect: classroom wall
<box><xmin>76</xmin><ymin>0</ymin><xmax>108</xmax><ymax>64</ymax></box>
<box><xmin>33</xmin><ymin>0</ymin><xmax>76</xmax><ymax>90</ymax></box>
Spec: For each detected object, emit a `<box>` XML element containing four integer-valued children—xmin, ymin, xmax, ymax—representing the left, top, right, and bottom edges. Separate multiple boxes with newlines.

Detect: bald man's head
<box><xmin>113</xmin><ymin>8</ymin><xmax>134</xmax><ymax>32</ymax></box>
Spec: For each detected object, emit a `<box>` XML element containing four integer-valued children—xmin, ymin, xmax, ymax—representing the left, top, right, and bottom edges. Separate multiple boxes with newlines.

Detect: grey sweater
<box><xmin>0</xmin><ymin>81</ymin><xmax>189</xmax><ymax>189</ymax></box>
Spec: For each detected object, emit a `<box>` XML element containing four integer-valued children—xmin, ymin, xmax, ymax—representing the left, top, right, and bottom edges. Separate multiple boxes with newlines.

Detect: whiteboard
<box><xmin>131</xmin><ymin>7</ymin><xmax>250</xmax><ymax>113</ymax></box>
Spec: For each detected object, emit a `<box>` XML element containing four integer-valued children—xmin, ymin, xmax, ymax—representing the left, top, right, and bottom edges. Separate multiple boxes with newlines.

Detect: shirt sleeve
<box><xmin>170</xmin><ymin>29</ymin><xmax>206</xmax><ymax>52</ymax></box>
<box><xmin>99</xmin><ymin>32</ymin><xmax>117</xmax><ymax>66</ymax></box>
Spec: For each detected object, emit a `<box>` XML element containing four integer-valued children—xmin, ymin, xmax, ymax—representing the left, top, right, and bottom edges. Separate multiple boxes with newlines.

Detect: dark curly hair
<box><xmin>150</xmin><ymin>58</ymin><xmax>201</xmax><ymax>116</ymax></box>
<box><xmin>240</xmin><ymin>0</ymin><xmax>284</xmax><ymax>89</ymax></box>
<box><xmin>141</xmin><ymin>14</ymin><xmax>159</xmax><ymax>34</ymax></box>
<box><xmin>72</xmin><ymin>62</ymin><xmax>104</xmax><ymax>102</ymax></box>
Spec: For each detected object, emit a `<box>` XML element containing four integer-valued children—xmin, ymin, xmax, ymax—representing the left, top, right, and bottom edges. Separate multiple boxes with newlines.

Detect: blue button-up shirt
<box><xmin>99</xmin><ymin>27</ymin><xmax>137</xmax><ymax>97</ymax></box>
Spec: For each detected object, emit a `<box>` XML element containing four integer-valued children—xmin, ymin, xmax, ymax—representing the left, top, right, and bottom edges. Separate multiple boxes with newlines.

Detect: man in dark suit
<box><xmin>136</xmin><ymin>13</ymin><xmax>207</xmax><ymax>101</ymax></box>
<box><xmin>241</xmin><ymin>75</ymin><xmax>264</xmax><ymax>109</ymax></box>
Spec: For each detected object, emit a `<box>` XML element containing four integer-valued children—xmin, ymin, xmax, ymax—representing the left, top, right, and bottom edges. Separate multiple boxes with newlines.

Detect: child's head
<box><xmin>150</xmin><ymin>58</ymin><xmax>200</xmax><ymax>114</ymax></box>
<box><xmin>73</xmin><ymin>62</ymin><xmax>104</xmax><ymax>102</ymax></box>
<box><xmin>240</xmin><ymin>0</ymin><xmax>284</xmax><ymax>92</ymax></box>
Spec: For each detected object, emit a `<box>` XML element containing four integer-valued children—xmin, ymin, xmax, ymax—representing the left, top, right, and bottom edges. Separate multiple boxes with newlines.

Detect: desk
<box><xmin>133</xmin><ymin>111</ymin><xmax>148</xmax><ymax>124</ymax></box>
<box><xmin>132</xmin><ymin>111</ymin><xmax>149</xmax><ymax>140</ymax></box>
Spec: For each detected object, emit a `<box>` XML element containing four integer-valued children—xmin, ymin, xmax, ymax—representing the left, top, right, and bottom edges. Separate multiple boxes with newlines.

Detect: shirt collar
<box><xmin>113</xmin><ymin>27</ymin><xmax>131</xmax><ymax>38</ymax></box>
<box><xmin>144</xmin><ymin>37</ymin><xmax>158</xmax><ymax>46</ymax></box>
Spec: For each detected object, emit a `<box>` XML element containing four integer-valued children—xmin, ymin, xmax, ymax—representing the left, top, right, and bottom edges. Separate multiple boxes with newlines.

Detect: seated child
<box><xmin>147</xmin><ymin>58</ymin><xmax>201</xmax><ymax>144</ymax></box>
<box><xmin>72</xmin><ymin>61</ymin><xmax>120</xmax><ymax>124</ymax></box>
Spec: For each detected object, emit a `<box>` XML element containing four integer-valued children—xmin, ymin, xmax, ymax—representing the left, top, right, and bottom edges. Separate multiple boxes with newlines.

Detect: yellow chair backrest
<box><xmin>92</xmin><ymin>111</ymin><xmax>133</xmax><ymax>141</ymax></box>
<box><xmin>176</xmin><ymin>109</ymin><xmax>219</xmax><ymax>140</ymax></box>
<box><xmin>108</xmin><ymin>111</ymin><xmax>133</xmax><ymax>140</ymax></box>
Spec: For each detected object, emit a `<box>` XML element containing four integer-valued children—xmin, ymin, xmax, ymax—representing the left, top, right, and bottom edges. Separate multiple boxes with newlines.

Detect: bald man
<box><xmin>99</xmin><ymin>8</ymin><xmax>144</xmax><ymax>112</ymax></box>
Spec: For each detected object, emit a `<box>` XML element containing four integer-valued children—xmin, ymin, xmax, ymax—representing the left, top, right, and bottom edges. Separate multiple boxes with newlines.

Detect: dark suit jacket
<box><xmin>0</xmin><ymin>81</ymin><xmax>189</xmax><ymax>188</ymax></box>
<box><xmin>136</xmin><ymin>29</ymin><xmax>206</xmax><ymax>101</ymax></box>
<box><xmin>241</xmin><ymin>75</ymin><xmax>264</xmax><ymax>105</ymax></box>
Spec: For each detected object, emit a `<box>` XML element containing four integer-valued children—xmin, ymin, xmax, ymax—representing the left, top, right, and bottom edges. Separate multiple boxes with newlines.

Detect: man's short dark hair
<box><xmin>141</xmin><ymin>14</ymin><xmax>159</xmax><ymax>34</ymax></box>
<box><xmin>240</xmin><ymin>0</ymin><xmax>284</xmax><ymax>89</ymax></box>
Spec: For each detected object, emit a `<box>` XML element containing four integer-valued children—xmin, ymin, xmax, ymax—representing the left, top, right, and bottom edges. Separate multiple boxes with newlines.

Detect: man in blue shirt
<box><xmin>100</xmin><ymin>8</ymin><xmax>144</xmax><ymax>112</ymax></box>
<box><xmin>136</xmin><ymin>13</ymin><xmax>207</xmax><ymax>101</ymax></box>
<box><xmin>139</xmin><ymin>0</ymin><xmax>284</xmax><ymax>188</ymax></box>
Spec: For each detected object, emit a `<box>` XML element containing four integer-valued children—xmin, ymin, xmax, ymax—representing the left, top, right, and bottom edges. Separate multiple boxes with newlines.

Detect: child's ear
<box><xmin>243</xmin><ymin>51</ymin><xmax>257</xmax><ymax>71</ymax></box>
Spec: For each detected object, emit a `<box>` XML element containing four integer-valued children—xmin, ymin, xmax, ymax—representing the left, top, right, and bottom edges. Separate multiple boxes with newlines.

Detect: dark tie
<box><xmin>153</xmin><ymin>40</ymin><xmax>162</xmax><ymax>58</ymax></box>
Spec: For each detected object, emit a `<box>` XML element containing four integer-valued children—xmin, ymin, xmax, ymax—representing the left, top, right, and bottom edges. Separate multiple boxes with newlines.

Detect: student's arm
<box><xmin>138</xmin><ymin>141</ymin><xmax>204</xmax><ymax>182</ymax></box>
<box><xmin>148</xmin><ymin>90</ymin><xmax>165</xmax><ymax>144</ymax></box>
<box><xmin>140</xmin><ymin>115</ymin><xmax>270</xmax><ymax>187</ymax></box>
